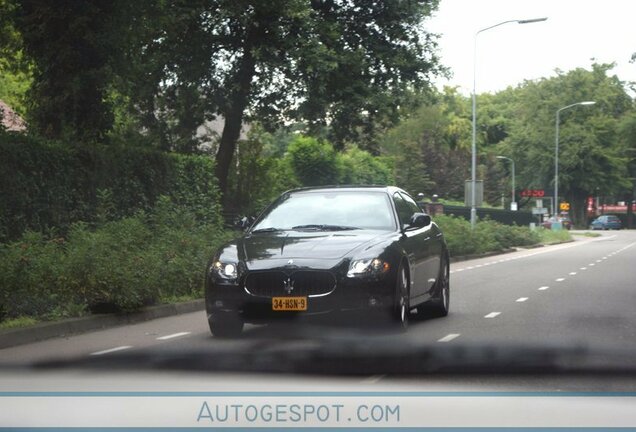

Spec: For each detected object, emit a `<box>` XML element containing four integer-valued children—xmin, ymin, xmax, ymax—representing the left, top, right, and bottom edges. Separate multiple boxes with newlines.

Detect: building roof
<box><xmin>0</xmin><ymin>100</ymin><xmax>27</xmax><ymax>132</ymax></box>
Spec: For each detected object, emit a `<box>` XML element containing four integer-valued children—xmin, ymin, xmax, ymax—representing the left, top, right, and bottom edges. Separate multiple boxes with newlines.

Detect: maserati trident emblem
<box><xmin>283</xmin><ymin>277</ymin><xmax>295</xmax><ymax>294</ymax></box>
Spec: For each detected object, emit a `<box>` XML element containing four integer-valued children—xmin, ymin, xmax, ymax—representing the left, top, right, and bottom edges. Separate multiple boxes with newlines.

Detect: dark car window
<box><xmin>400</xmin><ymin>192</ymin><xmax>423</xmax><ymax>215</ymax></box>
<box><xmin>393</xmin><ymin>192</ymin><xmax>416</xmax><ymax>226</ymax></box>
<box><xmin>252</xmin><ymin>191</ymin><xmax>396</xmax><ymax>231</ymax></box>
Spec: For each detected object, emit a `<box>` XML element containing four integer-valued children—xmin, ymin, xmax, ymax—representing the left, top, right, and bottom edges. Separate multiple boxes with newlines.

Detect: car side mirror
<box><xmin>235</xmin><ymin>216</ymin><xmax>255</xmax><ymax>231</ymax></box>
<box><xmin>406</xmin><ymin>213</ymin><xmax>431</xmax><ymax>229</ymax></box>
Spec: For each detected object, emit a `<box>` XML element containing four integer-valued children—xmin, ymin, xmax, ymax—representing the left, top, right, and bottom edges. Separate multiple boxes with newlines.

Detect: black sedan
<box><xmin>205</xmin><ymin>186</ymin><xmax>449</xmax><ymax>336</ymax></box>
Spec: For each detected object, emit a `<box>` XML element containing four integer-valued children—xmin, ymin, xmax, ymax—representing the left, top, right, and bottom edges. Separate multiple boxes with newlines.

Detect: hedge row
<box><xmin>0</xmin><ymin>198</ymin><xmax>232</xmax><ymax>322</ymax></box>
<box><xmin>433</xmin><ymin>214</ymin><xmax>540</xmax><ymax>257</ymax></box>
<box><xmin>0</xmin><ymin>132</ymin><xmax>222</xmax><ymax>241</ymax></box>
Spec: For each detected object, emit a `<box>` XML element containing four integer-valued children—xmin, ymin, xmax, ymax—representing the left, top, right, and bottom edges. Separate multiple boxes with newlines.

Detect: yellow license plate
<box><xmin>272</xmin><ymin>297</ymin><xmax>307</xmax><ymax>311</ymax></box>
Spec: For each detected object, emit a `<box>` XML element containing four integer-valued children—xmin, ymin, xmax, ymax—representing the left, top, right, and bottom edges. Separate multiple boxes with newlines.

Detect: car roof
<box><xmin>285</xmin><ymin>185</ymin><xmax>406</xmax><ymax>195</ymax></box>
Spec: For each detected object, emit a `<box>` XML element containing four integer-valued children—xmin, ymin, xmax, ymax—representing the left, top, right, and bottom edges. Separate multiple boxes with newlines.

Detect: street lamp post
<box><xmin>554</xmin><ymin>101</ymin><xmax>596</xmax><ymax>216</ymax></box>
<box><xmin>496</xmin><ymin>156</ymin><xmax>515</xmax><ymax>210</ymax></box>
<box><xmin>471</xmin><ymin>17</ymin><xmax>547</xmax><ymax>229</ymax></box>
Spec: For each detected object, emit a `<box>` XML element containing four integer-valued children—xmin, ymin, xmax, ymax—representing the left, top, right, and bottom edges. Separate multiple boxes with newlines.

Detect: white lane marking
<box><xmin>360</xmin><ymin>374</ymin><xmax>386</xmax><ymax>384</ymax></box>
<box><xmin>538</xmin><ymin>286</ymin><xmax>549</xmax><ymax>291</ymax></box>
<box><xmin>516</xmin><ymin>297</ymin><xmax>529</xmax><ymax>302</ymax></box>
<box><xmin>156</xmin><ymin>332</ymin><xmax>191</xmax><ymax>341</ymax></box>
<box><xmin>589</xmin><ymin>263</ymin><xmax>595</xmax><ymax>266</ymax></box>
<box><xmin>602</xmin><ymin>257</ymin><xmax>608</xmax><ymax>260</ymax></box>
<box><xmin>484</xmin><ymin>312</ymin><xmax>501</xmax><ymax>318</ymax></box>
<box><xmin>438</xmin><ymin>333</ymin><xmax>460</xmax><ymax>343</ymax></box>
<box><xmin>569</xmin><ymin>272</ymin><xmax>577</xmax><ymax>275</ymax></box>
<box><xmin>580</xmin><ymin>267</ymin><xmax>587</xmax><ymax>270</ymax></box>
<box><xmin>556</xmin><ymin>278</ymin><xmax>565</xmax><ymax>282</ymax></box>
<box><xmin>596</xmin><ymin>259</ymin><xmax>602</xmax><ymax>263</ymax></box>
<box><xmin>450</xmin><ymin>236</ymin><xmax>628</xmax><ymax>273</ymax></box>
<box><xmin>90</xmin><ymin>346</ymin><xmax>133</xmax><ymax>356</ymax></box>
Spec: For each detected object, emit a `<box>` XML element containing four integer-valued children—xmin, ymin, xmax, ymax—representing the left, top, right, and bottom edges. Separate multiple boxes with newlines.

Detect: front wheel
<box><xmin>391</xmin><ymin>263</ymin><xmax>410</xmax><ymax>331</ymax></box>
<box><xmin>207</xmin><ymin>312</ymin><xmax>244</xmax><ymax>338</ymax></box>
<box><xmin>419</xmin><ymin>254</ymin><xmax>450</xmax><ymax>318</ymax></box>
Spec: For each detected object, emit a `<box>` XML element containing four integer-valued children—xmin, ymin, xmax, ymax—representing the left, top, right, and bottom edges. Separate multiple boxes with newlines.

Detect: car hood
<box><xmin>238</xmin><ymin>230</ymin><xmax>391</xmax><ymax>265</ymax></box>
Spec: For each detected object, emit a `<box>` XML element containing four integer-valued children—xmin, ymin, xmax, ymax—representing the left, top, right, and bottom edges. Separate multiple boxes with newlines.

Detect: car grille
<box><xmin>244</xmin><ymin>271</ymin><xmax>336</xmax><ymax>297</ymax></box>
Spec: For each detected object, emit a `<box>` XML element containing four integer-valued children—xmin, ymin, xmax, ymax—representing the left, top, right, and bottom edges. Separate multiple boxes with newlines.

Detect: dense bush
<box><xmin>226</xmin><ymin>131</ymin><xmax>395</xmax><ymax>215</ymax></box>
<box><xmin>0</xmin><ymin>197</ymin><xmax>231</xmax><ymax>322</ymax></box>
<box><xmin>0</xmin><ymin>132</ymin><xmax>222</xmax><ymax>241</ymax></box>
<box><xmin>434</xmin><ymin>214</ymin><xmax>540</xmax><ymax>257</ymax></box>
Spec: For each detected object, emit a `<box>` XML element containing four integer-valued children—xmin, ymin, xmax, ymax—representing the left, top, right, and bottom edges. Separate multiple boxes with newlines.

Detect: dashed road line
<box><xmin>484</xmin><ymin>312</ymin><xmax>501</xmax><ymax>318</ymax></box>
<box><xmin>156</xmin><ymin>332</ymin><xmax>191</xmax><ymax>341</ymax></box>
<box><xmin>90</xmin><ymin>346</ymin><xmax>133</xmax><ymax>356</ymax></box>
<box><xmin>538</xmin><ymin>286</ymin><xmax>549</xmax><ymax>291</ymax></box>
<box><xmin>569</xmin><ymin>272</ymin><xmax>577</xmax><ymax>275</ymax></box>
<box><xmin>438</xmin><ymin>333</ymin><xmax>460</xmax><ymax>343</ymax></box>
<box><xmin>556</xmin><ymin>278</ymin><xmax>565</xmax><ymax>282</ymax></box>
<box><xmin>516</xmin><ymin>297</ymin><xmax>529</xmax><ymax>302</ymax></box>
<box><xmin>580</xmin><ymin>267</ymin><xmax>587</xmax><ymax>270</ymax></box>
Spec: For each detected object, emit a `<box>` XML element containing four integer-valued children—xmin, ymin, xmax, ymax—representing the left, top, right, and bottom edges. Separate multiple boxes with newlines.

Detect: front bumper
<box><xmin>205</xmin><ymin>273</ymin><xmax>395</xmax><ymax>323</ymax></box>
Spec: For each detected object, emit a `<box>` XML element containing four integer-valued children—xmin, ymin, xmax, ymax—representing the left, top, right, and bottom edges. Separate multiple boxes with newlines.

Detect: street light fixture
<box><xmin>470</xmin><ymin>17</ymin><xmax>547</xmax><ymax>229</ymax></box>
<box><xmin>554</xmin><ymin>101</ymin><xmax>596</xmax><ymax>215</ymax></box>
<box><xmin>496</xmin><ymin>156</ymin><xmax>516</xmax><ymax>210</ymax></box>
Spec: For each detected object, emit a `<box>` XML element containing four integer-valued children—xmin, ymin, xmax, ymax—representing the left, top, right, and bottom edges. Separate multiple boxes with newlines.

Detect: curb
<box><xmin>0</xmin><ymin>299</ymin><xmax>205</xmax><ymax>350</ymax></box>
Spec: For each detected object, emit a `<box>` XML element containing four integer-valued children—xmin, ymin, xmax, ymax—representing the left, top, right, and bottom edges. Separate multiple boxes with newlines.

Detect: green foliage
<box><xmin>0</xmin><ymin>0</ymin><xmax>32</xmax><ymax>117</ymax></box>
<box><xmin>0</xmin><ymin>132</ymin><xmax>221</xmax><ymax>241</ymax></box>
<box><xmin>10</xmin><ymin>0</ymin><xmax>134</xmax><ymax>140</ymax></box>
<box><xmin>0</xmin><ymin>230</ymin><xmax>69</xmax><ymax>320</ymax></box>
<box><xmin>339</xmin><ymin>146</ymin><xmax>393</xmax><ymax>185</ymax></box>
<box><xmin>0</xmin><ymin>315</ymin><xmax>37</xmax><ymax>329</ymax></box>
<box><xmin>286</xmin><ymin>136</ymin><xmax>341</xmax><ymax>186</ymax></box>
<box><xmin>434</xmin><ymin>215</ymin><xmax>540</xmax><ymax>257</ymax></box>
<box><xmin>490</xmin><ymin>64</ymin><xmax>634</xmax><ymax>224</ymax></box>
<box><xmin>0</xmin><ymin>198</ymin><xmax>231</xmax><ymax>321</ymax></box>
<box><xmin>536</xmin><ymin>228</ymin><xmax>573</xmax><ymax>244</ymax></box>
<box><xmin>380</xmin><ymin>93</ymin><xmax>470</xmax><ymax>199</ymax></box>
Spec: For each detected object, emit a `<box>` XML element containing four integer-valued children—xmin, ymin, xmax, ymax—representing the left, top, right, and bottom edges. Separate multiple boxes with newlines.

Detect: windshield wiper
<box><xmin>250</xmin><ymin>227</ymin><xmax>284</xmax><ymax>233</ymax></box>
<box><xmin>291</xmin><ymin>224</ymin><xmax>360</xmax><ymax>231</ymax></box>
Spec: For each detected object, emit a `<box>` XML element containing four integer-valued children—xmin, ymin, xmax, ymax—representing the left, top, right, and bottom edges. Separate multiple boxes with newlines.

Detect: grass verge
<box><xmin>537</xmin><ymin>228</ymin><xmax>573</xmax><ymax>244</ymax></box>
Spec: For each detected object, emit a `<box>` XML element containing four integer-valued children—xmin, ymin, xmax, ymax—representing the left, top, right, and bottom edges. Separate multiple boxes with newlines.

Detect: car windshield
<box><xmin>252</xmin><ymin>191</ymin><xmax>395</xmax><ymax>231</ymax></box>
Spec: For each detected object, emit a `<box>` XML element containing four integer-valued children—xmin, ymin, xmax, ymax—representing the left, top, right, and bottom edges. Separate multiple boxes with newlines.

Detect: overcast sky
<box><xmin>426</xmin><ymin>0</ymin><xmax>636</xmax><ymax>95</ymax></box>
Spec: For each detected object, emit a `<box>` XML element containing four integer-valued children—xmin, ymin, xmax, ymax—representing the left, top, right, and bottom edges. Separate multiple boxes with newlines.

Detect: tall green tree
<box><xmin>10</xmin><ymin>0</ymin><xmax>133</xmax><ymax>141</ymax></box>
<box><xmin>498</xmin><ymin>64</ymin><xmax>633</xmax><ymax>225</ymax></box>
<box><xmin>121</xmin><ymin>0</ymin><xmax>443</xmax><ymax>202</ymax></box>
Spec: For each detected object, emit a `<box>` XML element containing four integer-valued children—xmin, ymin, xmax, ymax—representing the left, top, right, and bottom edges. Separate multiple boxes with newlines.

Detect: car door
<box><xmin>392</xmin><ymin>192</ymin><xmax>435</xmax><ymax>301</ymax></box>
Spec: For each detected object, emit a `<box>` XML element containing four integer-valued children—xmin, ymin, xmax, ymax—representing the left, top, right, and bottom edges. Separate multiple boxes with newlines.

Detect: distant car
<box><xmin>589</xmin><ymin>215</ymin><xmax>622</xmax><ymax>230</ymax></box>
<box><xmin>542</xmin><ymin>216</ymin><xmax>572</xmax><ymax>230</ymax></box>
<box><xmin>205</xmin><ymin>186</ymin><xmax>450</xmax><ymax>337</ymax></box>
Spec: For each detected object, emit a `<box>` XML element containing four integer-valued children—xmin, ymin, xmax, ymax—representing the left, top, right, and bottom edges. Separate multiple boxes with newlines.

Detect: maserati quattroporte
<box><xmin>205</xmin><ymin>186</ymin><xmax>449</xmax><ymax>336</ymax></box>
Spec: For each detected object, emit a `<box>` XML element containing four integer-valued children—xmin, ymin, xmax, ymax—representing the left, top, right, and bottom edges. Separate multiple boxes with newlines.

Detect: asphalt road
<box><xmin>2</xmin><ymin>230</ymin><xmax>636</xmax><ymax>367</ymax></box>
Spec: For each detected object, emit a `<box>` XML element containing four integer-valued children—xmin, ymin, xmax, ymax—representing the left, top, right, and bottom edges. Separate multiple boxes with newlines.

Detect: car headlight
<box><xmin>347</xmin><ymin>258</ymin><xmax>390</xmax><ymax>277</ymax></box>
<box><xmin>210</xmin><ymin>261</ymin><xmax>238</xmax><ymax>280</ymax></box>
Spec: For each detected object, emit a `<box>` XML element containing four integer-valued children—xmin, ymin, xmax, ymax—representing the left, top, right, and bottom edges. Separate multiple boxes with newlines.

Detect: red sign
<box><xmin>520</xmin><ymin>189</ymin><xmax>545</xmax><ymax>198</ymax></box>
